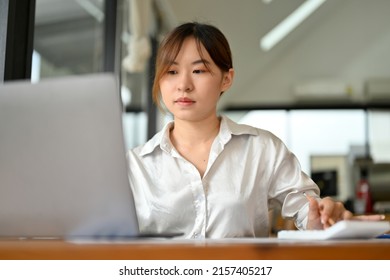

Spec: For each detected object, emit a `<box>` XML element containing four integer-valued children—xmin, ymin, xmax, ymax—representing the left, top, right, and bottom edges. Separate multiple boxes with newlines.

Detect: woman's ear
<box><xmin>221</xmin><ymin>68</ymin><xmax>235</xmax><ymax>93</ymax></box>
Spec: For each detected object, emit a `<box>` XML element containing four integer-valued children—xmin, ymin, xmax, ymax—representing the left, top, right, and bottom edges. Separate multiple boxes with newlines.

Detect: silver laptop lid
<box><xmin>0</xmin><ymin>73</ymin><xmax>139</xmax><ymax>238</ymax></box>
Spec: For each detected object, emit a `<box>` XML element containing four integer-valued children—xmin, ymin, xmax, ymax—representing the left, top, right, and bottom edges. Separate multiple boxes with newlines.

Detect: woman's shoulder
<box><xmin>222</xmin><ymin>115</ymin><xmax>281</xmax><ymax>140</ymax></box>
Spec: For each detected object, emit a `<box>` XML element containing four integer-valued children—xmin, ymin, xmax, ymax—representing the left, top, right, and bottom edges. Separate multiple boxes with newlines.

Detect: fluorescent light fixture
<box><xmin>260</xmin><ymin>0</ymin><xmax>326</xmax><ymax>51</ymax></box>
<box><xmin>75</xmin><ymin>0</ymin><xmax>104</xmax><ymax>22</ymax></box>
<box><xmin>31</xmin><ymin>50</ymin><xmax>41</xmax><ymax>83</ymax></box>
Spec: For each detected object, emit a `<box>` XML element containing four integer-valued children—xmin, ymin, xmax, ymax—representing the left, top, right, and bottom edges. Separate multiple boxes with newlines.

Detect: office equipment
<box><xmin>0</xmin><ymin>74</ymin><xmax>140</xmax><ymax>239</ymax></box>
<box><xmin>310</xmin><ymin>154</ymin><xmax>351</xmax><ymax>201</ymax></box>
<box><xmin>366</xmin><ymin>163</ymin><xmax>390</xmax><ymax>203</ymax></box>
<box><xmin>277</xmin><ymin>220</ymin><xmax>390</xmax><ymax>240</ymax></box>
<box><xmin>310</xmin><ymin>170</ymin><xmax>338</xmax><ymax>197</ymax></box>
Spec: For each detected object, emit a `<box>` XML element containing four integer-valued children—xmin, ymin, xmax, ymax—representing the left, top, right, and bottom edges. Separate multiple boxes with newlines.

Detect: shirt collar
<box><xmin>139</xmin><ymin>121</ymin><xmax>174</xmax><ymax>156</ymax></box>
<box><xmin>139</xmin><ymin>115</ymin><xmax>258</xmax><ymax>156</ymax></box>
<box><xmin>219</xmin><ymin>115</ymin><xmax>258</xmax><ymax>143</ymax></box>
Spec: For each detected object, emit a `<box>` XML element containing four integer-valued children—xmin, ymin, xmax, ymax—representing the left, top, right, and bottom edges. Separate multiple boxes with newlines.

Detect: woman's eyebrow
<box><xmin>168</xmin><ymin>59</ymin><xmax>211</xmax><ymax>67</ymax></box>
<box><xmin>192</xmin><ymin>59</ymin><xmax>210</xmax><ymax>65</ymax></box>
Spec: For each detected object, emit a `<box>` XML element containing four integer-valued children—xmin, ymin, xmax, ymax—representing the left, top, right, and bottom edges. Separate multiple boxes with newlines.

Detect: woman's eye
<box><xmin>193</xmin><ymin>69</ymin><xmax>206</xmax><ymax>74</ymax></box>
<box><xmin>167</xmin><ymin>70</ymin><xmax>177</xmax><ymax>75</ymax></box>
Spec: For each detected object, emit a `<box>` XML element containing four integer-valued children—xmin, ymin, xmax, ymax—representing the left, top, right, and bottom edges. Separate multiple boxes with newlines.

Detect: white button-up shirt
<box><xmin>127</xmin><ymin>116</ymin><xmax>320</xmax><ymax>238</ymax></box>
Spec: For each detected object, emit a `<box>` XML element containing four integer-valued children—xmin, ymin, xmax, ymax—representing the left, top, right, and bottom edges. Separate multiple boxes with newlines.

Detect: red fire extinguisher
<box><xmin>356</xmin><ymin>168</ymin><xmax>373</xmax><ymax>214</ymax></box>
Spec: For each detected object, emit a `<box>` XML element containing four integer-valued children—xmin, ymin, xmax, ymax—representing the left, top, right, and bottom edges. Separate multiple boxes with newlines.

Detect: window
<box><xmin>32</xmin><ymin>0</ymin><xmax>105</xmax><ymax>80</ymax></box>
<box><xmin>225</xmin><ymin>110</ymin><xmax>367</xmax><ymax>174</ymax></box>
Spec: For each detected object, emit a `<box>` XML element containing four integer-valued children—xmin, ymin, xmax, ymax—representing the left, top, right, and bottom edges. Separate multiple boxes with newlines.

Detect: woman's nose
<box><xmin>177</xmin><ymin>73</ymin><xmax>193</xmax><ymax>92</ymax></box>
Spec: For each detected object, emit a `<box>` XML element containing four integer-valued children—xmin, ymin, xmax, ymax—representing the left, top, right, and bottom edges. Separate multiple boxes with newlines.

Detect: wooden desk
<box><xmin>0</xmin><ymin>239</ymin><xmax>389</xmax><ymax>260</ymax></box>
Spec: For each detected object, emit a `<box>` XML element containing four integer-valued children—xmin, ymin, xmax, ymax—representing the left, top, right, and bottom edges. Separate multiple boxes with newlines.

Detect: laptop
<box><xmin>0</xmin><ymin>73</ymin><xmax>141</xmax><ymax>239</ymax></box>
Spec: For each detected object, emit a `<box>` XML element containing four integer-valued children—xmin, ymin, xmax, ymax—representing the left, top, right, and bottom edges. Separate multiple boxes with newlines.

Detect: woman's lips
<box><xmin>175</xmin><ymin>97</ymin><xmax>195</xmax><ymax>105</ymax></box>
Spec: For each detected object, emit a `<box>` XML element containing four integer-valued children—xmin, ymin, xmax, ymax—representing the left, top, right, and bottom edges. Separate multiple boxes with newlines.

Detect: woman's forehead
<box><xmin>174</xmin><ymin>37</ymin><xmax>211</xmax><ymax>61</ymax></box>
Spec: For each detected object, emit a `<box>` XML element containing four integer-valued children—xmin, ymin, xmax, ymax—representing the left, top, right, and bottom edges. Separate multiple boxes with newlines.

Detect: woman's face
<box><xmin>159</xmin><ymin>37</ymin><xmax>233</xmax><ymax>122</ymax></box>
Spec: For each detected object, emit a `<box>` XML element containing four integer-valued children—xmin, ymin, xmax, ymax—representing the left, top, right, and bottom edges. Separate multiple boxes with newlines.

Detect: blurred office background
<box><xmin>1</xmin><ymin>0</ymin><xmax>390</xmax><ymax>214</ymax></box>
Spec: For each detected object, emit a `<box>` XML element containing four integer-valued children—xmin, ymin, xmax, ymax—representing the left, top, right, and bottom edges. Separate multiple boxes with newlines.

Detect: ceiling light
<box><xmin>75</xmin><ymin>0</ymin><xmax>104</xmax><ymax>22</ymax></box>
<box><xmin>260</xmin><ymin>0</ymin><xmax>326</xmax><ymax>51</ymax></box>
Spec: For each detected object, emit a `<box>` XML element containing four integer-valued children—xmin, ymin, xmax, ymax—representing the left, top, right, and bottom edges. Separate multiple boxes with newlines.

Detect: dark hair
<box><xmin>152</xmin><ymin>22</ymin><xmax>233</xmax><ymax>109</ymax></box>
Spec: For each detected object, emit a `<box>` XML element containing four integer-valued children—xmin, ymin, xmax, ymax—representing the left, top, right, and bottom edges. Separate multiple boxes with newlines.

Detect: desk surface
<box><xmin>0</xmin><ymin>238</ymin><xmax>389</xmax><ymax>260</ymax></box>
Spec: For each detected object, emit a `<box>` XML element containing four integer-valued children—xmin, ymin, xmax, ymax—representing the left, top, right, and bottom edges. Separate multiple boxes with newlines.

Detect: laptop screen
<box><xmin>0</xmin><ymin>74</ymin><xmax>140</xmax><ymax>238</ymax></box>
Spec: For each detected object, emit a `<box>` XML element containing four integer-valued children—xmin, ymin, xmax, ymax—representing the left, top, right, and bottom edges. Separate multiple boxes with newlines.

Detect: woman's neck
<box><xmin>169</xmin><ymin>115</ymin><xmax>221</xmax><ymax>178</ymax></box>
<box><xmin>170</xmin><ymin>116</ymin><xmax>221</xmax><ymax>148</ymax></box>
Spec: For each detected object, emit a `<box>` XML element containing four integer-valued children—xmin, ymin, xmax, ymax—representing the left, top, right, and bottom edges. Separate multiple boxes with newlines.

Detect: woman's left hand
<box><xmin>306</xmin><ymin>196</ymin><xmax>385</xmax><ymax>230</ymax></box>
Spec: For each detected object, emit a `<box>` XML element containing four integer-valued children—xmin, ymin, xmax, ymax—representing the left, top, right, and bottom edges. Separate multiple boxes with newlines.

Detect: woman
<box><xmin>127</xmin><ymin>22</ymin><xmax>382</xmax><ymax>238</ymax></box>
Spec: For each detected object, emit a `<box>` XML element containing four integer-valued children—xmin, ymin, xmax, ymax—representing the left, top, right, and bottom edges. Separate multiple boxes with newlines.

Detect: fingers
<box><xmin>305</xmin><ymin>193</ymin><xmax>386</xmax><ymax>231</ymax></box>
<box><xmin>318</xmin><ymin>197</ymin><xmax>347</xmax><ymax>228</ymax></box>
<box><xmin>305</xmin><ymin>193</ymin><xmax>356</xmax><ymax>229</ymax></box>
<box><xmin>327</xmin><ymin>217</ymin><xmax>336</xmax><ymax>226</ymax></box>
<box><xmin>352</xmin><ymin>214</ymin><xmax>386</xmax><ymax>221</ymax></box>
<box><xmin>305</xmin><ymin>193</ymin><xmax>323</xmax><ymax>230</ymax></box>
<box><xmin>342</xmin><ymin>209</ymin><xmax>354</xmax><ymax>220</ymax></box>
<box><xmin>305</xmin><ymin>193</ymin><xmax>336</xmax><ymax>229</ymax></box>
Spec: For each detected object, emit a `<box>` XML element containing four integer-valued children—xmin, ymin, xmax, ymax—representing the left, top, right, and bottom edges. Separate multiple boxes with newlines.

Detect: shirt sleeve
<box><xmin>266</xmin><ymin>135</ymin><xmax>320</xmax><ymax>230</ymax></box>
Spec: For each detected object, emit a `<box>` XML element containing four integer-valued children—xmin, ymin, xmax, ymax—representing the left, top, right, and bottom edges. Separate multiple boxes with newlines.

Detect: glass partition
<box><xmin>32</xmin><ymin>0</ymin><xmax>105</xmax><ymax>80</ymax></box>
